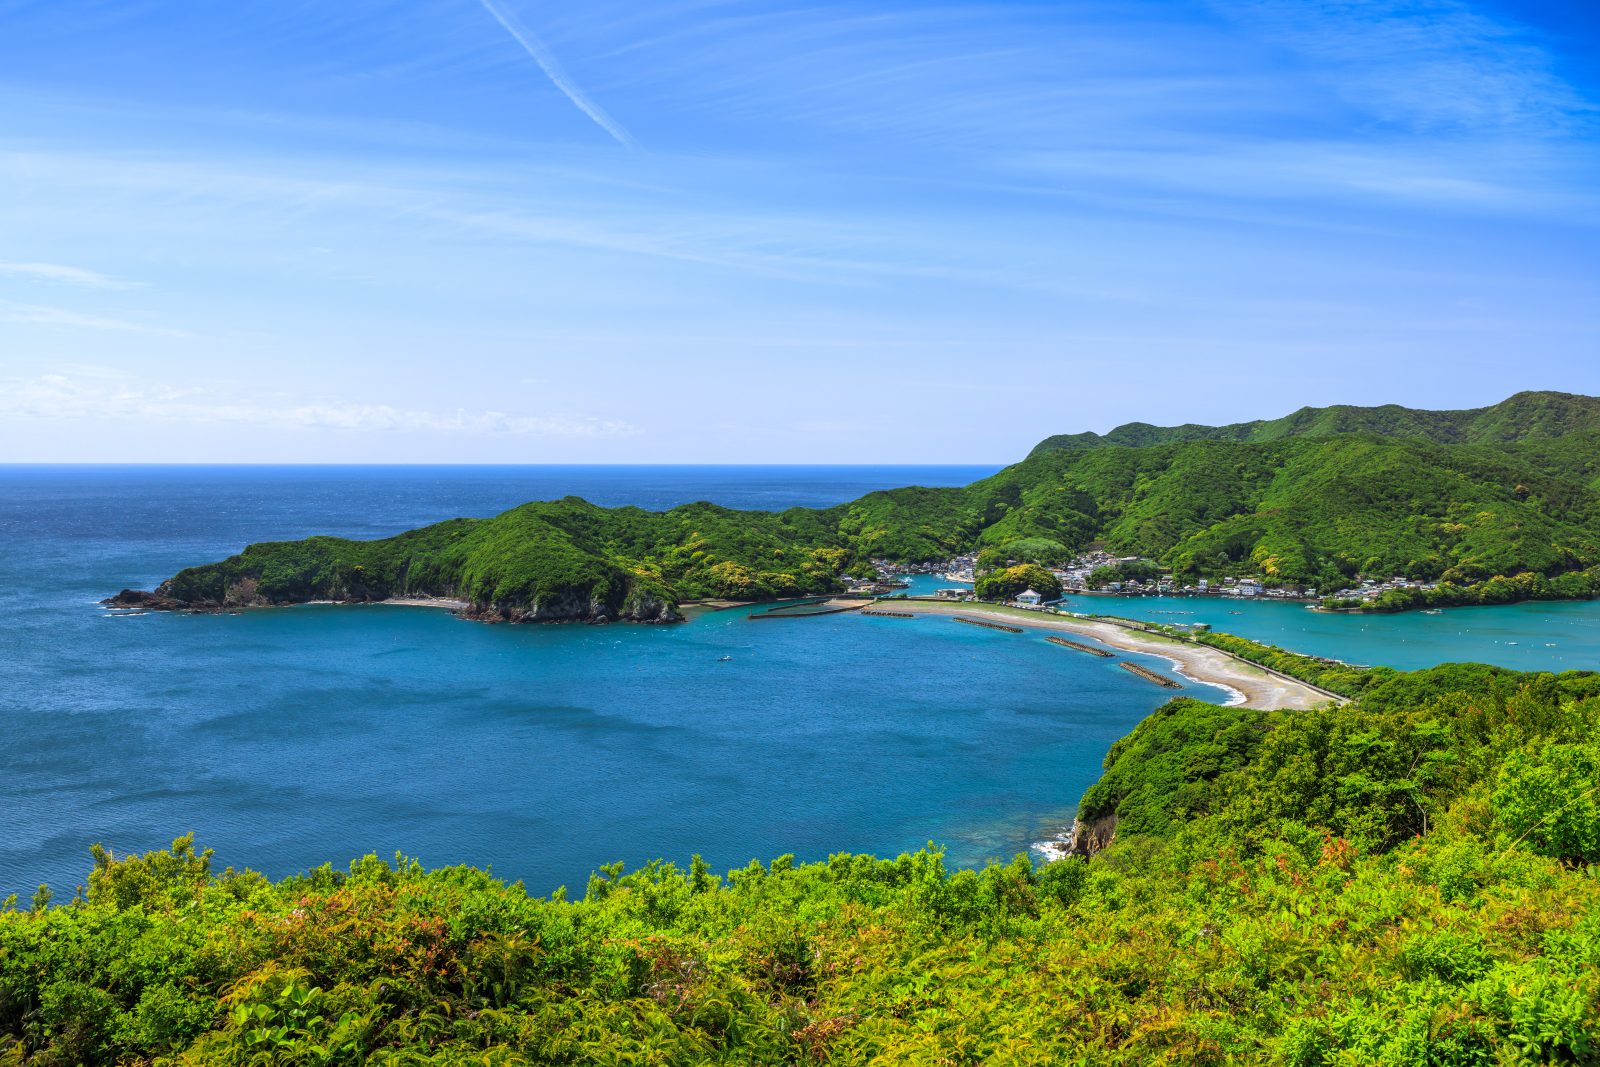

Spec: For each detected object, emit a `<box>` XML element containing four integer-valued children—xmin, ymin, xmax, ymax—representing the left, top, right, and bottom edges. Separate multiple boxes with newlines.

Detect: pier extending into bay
<box><xmin>749</xmin><ymin>598</ymin><xmax>870</xmax><ymax>620</ymax></box>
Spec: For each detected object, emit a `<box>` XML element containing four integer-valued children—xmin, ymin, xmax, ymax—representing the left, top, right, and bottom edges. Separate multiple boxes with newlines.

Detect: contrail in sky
<box><xmin>477</xmin><ymin>0</ymin><xmax>638</xmax><ymax>149</ymax></box>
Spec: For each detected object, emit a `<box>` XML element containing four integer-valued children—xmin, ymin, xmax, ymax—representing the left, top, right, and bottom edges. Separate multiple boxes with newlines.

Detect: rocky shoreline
<box><xmin>1032</xmin><ymin>813</ymin><xmax>1119</xmax><ymax>861</ymax></box>
<box><xmin>101</xmin><ymin>586</ymin><xmax>683</xmax><ymax>625</ymax></box>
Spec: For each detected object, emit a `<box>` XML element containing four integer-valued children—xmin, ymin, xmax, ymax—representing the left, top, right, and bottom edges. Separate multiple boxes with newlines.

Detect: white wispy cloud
<box><xmin>0</xmin><ymin>261</ymin><xmax>143</xmax><ymax>289</ymax></box>
<box><xmin>0</xmin><ymin>373</ymin><xmax>639</xmax><ymax>438</ymax></box>
<box><xmin>0</xmin><ymin>301</ymin><xmax>190</xmax><ymax>337</ymax></box>
<box><xmin>476</xmin><ymin>0</ymin><xmax>638</xmax><ymax>149</ymax></box>
<box><xmin>1211</xmin><ymin>0</ymin><xmax>1589</xmax><ymax>135</ymax></box>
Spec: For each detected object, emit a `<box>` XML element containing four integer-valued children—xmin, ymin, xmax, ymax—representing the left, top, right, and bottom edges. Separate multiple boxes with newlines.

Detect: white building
<box><xmin>1015</xmin><ymin>589</ymin><xmax>1043</xmax><ymax>605</ymax></box>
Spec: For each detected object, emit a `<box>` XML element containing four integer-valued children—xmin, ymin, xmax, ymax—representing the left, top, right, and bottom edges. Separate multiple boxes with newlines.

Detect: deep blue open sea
<box><xmin>5</xmin><ymin>465</ymin><xmax>1598</xmax><ymax>898</ymax></box>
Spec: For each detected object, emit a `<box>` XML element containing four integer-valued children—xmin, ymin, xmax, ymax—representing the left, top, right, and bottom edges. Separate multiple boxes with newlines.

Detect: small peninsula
<box><xmin>111</xmin><ymin>391</ymin><xmax>1600</xmax><ymax>622</ymax></box>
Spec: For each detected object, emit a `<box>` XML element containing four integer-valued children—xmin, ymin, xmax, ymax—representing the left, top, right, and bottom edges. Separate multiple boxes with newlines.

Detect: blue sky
<box><xmin>1</xmin><ymin>0</ymin><xmax>1597</xmax><ymax>463</ymax></box>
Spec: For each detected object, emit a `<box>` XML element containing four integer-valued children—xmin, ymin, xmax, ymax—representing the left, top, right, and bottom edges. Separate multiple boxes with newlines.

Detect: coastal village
<box><xmin>868</xmin><ymin>550</ymin><xmax>1443</xmax><ymax>608</ymax></box>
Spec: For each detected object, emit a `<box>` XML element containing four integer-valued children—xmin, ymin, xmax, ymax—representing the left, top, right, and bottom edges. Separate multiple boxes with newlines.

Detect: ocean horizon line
<box><xmin>0</xmin><ymin>461</ymin><xmax>1009</xmax><ymax>470</ymax></box>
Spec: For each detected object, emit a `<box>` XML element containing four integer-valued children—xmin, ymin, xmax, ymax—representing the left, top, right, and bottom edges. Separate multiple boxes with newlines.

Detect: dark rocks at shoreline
<box><xmin>102</xmin><ymin>588</ymin><xmax>190</xmax><ymax>612</ymax></box>
<box><xmin>1067</xmin><ymin>813</ymin><xmax>1118</xmax><ymax>857</ymax></box>
<box><xmin>459</xmin><ymin>589</ymin><xmax>682</xmax><ymax>625</ymax></box>
<box><xmin>102</xmin><ymin>585</ymin><xmax>683</xmax><ymax>625</ymax></box>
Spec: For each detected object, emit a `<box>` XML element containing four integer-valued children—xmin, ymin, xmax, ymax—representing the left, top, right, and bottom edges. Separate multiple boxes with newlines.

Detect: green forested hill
<box><xmin>6</xmin><ymin>659</ymin><xmax>1600</xmax><ymax>1064</ymax></box>
<box><xmin>142</xmin><ymin>497</ymin><xmax>855</xmax><ymax>621</ymax></box>
<box><xmin>124</xmin><ymin>391</ymin><xmax>1600</xmax><ymax>618</ymax></box>
<box><xmin>1027</xmin><ymin>390</ymin><xmax>1600</xmax><ymax>455</ymax></box>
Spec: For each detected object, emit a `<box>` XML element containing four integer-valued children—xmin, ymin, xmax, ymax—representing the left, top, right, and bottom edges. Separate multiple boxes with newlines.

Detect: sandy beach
<box><xmin>855</xmin><ymin>599</ymin><xmax>1338</xmax><ymax>710</ymax></box>
<box><xmin>679</xmin><ymin>598</ymin><xmax>758</xmax><ymax>617</ymax></box>
<box><xmin>378</xmin><ymin>596</ymin><xmax>471</xmax><ymax>609</ymax></box>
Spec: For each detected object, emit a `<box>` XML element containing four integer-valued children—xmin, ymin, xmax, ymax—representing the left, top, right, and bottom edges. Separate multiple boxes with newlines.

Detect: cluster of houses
<box><xmin>1053</xmin><ymin>551</ymin><xmax>1123</xmax><ymax>592</ymax></box>
<box><xmin>1327</xmin><ymin>576</ymin><xmax>1438</xmax><ymax>602</ymax></box>
<box><xmin>871</xmin><ymin>549</ymin><xmax>1435</xmax><ymax>606</ymax></box>
<box><xmin>871</xmin><ymin>556</ymin><xmax>977</xmax><ymax>580</ymax></box>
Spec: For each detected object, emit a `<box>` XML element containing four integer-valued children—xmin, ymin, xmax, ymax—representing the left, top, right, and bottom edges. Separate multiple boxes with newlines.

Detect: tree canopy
<box><xmin>139</xmin><ymin>392</ymin><xmax>1600</xmax><ymax>618</ymax></box>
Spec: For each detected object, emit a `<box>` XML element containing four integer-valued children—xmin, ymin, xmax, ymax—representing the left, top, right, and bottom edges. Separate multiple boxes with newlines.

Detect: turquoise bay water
<box><xmin>0</xmin><ymin>464</ymin><xmax>1201</xmax><ymax>897</ymax></box>
<box><xmin>5</xmin><ymin>465</ymin><xmax>1598</xmax><ymax>897</ymax></box>
<box><xmin>896</xmin><ymin>577</ymin><xmax>1600</xmax><ymax>672</ymax></box>
<box><xmin>1049</xmin><ymin>594</ymin><xmax>1600</xmax><ymax>673</ymax></box>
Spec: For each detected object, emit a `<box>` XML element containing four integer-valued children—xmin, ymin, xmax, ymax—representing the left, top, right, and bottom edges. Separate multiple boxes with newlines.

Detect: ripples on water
<box><xmin>3</xmin><ymin>465</ymin><xmax>1595</xmax><ymax>896</ymax></box>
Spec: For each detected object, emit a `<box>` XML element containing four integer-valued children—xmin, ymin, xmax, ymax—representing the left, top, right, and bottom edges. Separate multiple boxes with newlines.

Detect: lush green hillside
<box><xmin>6</xmin><ymin>661</ymin><xmax>1600</xmax><ymax>1064</ymax></box>
<box><xmin>134</xmin><ymin>498</ymin><xmax>857</xmax><ymax>621</ymax></box>
<box><xmin>122</xmin><ymin>391</ymin><xmax>1600</xmax><ymax>618</ymax></box>
<box><xmin>947</xmin><ymin>431</ymin><xmax>1600</xmax><ymax>594</ymax></box>
<box><xmin>1027</xmin><ymin>390</ymin><xmax>1600</xmax><ymax>455</ymax></box>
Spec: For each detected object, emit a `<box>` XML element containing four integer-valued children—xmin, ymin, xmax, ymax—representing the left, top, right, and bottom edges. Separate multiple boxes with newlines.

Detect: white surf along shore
<box><xmin>302</xmin><ymin>596</ymin><xmax>471</xmax><ymax>610</ymax></box>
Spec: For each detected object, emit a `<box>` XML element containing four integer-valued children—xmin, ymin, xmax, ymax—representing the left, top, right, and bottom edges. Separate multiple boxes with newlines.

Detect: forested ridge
<box><xmin>6</xmin><ymin>657</ymin><xmax>1600</xmax><ymax>1064</ymax></box>
<box><xmin>127</xmin><ymin>391</ymin><xmax>1600</xmax><ymax>619</ymax></box>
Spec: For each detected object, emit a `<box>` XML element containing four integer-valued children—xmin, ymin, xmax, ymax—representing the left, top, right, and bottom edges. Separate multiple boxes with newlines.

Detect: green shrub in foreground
<box><xmin>6</xmin><ymin>664</ymin><xmax>1600</xmax><ymax>1064</ymax></box>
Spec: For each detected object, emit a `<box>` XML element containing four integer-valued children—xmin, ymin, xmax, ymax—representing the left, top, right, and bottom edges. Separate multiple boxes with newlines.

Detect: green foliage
<box><xmin>988</xmin><ymin>537</ymin><xmax>1073</xmax><ymax>565</ymax></box>
<box><xmin>1087</xmin><ymin>559</ymin><xmax>1159</xmax><ymax>588</ymax></box>
<box><xmin>88</xmin><ymin>833</ymin><xmax>212</xmax><ymax>911</ymax></box>
<box><xmin>1191</xmin><ymin>632</ymin><xmax>1382</xmax><ymax>697</ymax></box>
<box><xmin>151</xmin><ymin>391</ymin><xmax>1600</xmax><ymax>618</ymax></box>
<box><xmin>1076</xmin><ymin>698</ymin><xmax>1269</xmax><ymax>834</ymax></box>
<box><xmin>973</xmin><ymin>563</ymin><xmax>1062</xmax><ymax>601</ymax></box>
<box><xmin>1327</xmin><ymin>567</ymin><xmax>1600</xmax><ymax>614</ymax></box>
<box><xmin>8</xmin><ymin>661</ymin><xmax>1600</xmax><ymax>1064</ymax></box>
<box><xmin>1028</xmin><ymin>390</ymin><xmax>1600</xmax><ymax>455</ymax></box>
<box><xmin>158</xmin><ymin>500</ymin><xmax>856</xmax><ymax>619</ymax></box>
<box><xmin>1493</xmin><ymin>744</ymin><xmax>1600</xmax><ymax>863</ymax></box>
<box><xmin>1091</xmin><ymin>664</ymin><xmax>1600</xmax><ymax>854</ymax></box>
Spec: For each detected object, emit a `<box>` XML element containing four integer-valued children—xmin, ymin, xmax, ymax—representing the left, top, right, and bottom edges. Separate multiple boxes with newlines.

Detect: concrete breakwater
<box><xmin>1119</xmin><ymin>661</ymin><xmax>1183</xmax><ymax>688</ymax></box>
<box><xmin>749</xmin><ymin>598</ymin><xmax>870</xmax><ymax>620</ymax></box>
<box><xmin>953</xmin><ymin>616</ymin><xmax>1024</xmax><ymax>634</ymax></box>
<box><xmin>862</xmin><ymin>609</ymin><xmax>914</xmax><ymax>618</ymax></box>
<box><xmin>1045</xmin><ymin>635</ymin><xmax>1113</xmax><ymax>657</ymax></box>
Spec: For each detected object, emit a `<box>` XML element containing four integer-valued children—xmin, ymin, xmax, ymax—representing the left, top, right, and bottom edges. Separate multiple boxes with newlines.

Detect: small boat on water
<box><xmin>1422</xmin><ymin>609</ymin><xmax>1442</xmax><ymax>615</ymax></box>
<box><xmin>718</xmin><ymin>655</ymin><xmax>732</xmax><ymax>662</ymax></box>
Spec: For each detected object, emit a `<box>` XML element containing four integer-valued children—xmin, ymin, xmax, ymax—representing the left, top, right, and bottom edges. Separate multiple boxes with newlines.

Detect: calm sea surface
<box><xmin>3</xmin><ymin>465</ymin><xmax>1597</xmax><ymax>897</ymax></box>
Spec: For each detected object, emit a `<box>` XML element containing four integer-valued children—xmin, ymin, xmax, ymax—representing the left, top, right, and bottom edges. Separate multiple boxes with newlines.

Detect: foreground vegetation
<box><xmin>6</xmin><ymin>660</ymin><xmax>1600</xmax><ymax>1064</ymax></box>
<box><xmin>131</xmin><ymin>391</ymin><xmax>1600</xmax><ymax>618</ymax></box>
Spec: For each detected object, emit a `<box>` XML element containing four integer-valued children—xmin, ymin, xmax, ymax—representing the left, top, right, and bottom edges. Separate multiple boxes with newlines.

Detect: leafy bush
<box><xmin>973</xmin><ymin>563</ymin><xmax>1062</xmax><ymax>601</ymax></box>
<box><xmin>1493</xmin><ymin>743</ymin><xmax>1600</xmax><ymax>862</ymax></box>
<box><xmin>7</xmin><ymin>662</ymin><xmax>1600</xmax><ymax>1063</ymax></box>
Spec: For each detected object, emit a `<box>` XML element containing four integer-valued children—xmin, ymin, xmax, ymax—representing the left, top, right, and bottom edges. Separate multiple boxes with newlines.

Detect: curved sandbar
<box><xmin>873</xmin><ymin>600</ymin><xmax>1337</xmax><ymax>710</ymax></box>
